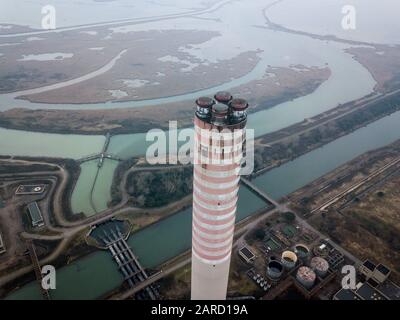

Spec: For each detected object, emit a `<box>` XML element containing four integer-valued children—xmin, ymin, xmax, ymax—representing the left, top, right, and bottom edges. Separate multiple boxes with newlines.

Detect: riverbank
<box><xmin>346</xmin><ymin>45</ymin><xmax>400</xmax><ymax>93</ymax></box>
<box><xmin>6</xmin><ymin>107</ymin><xmax>400</xmax><ymax>300</ymax></box>
<box><xmin>104</xmin><ymin>89</ymin><xmax>400</xmax><ymax>211</ymax></box>
<box><xmin>252</xmin><ymin>89</ymin><xmax>400</xmax><ymax>174</ymax></box>
<box><xmin>0</xmin><ymin>66</ymin><xmax>329</xmax><ymax>135</ymax></box>
<box><xmin>262</xmin><ymin>0</ymin><xmax>400</xmax><ymax>93</ymax></box>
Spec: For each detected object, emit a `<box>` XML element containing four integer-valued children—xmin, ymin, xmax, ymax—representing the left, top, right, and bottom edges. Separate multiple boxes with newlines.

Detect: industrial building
<box><xmin>27</xmin><ymin>202</ymin><xmax>44</xmax><ymax>228</ymax></box>
<box><xmin>334</xmin><ymin>281</ymin><xmax>400</xmax><ymax>300</ymax></box>
<box><xmin>334</xmin><ymin>283</ymin><xmax>388</xmax><ymax>300</ymax></box>
<box><xmin>16</xmin><ymin>184</ymin><xmax>46</xmax><ymax>195</ymax></box>
<box><xmin>333</xmin><ymin>288</ymin><xmax>361</xmax><ymax>300</ymax></box>
<box><xmin>359</xmin><ymin>259</ymin><xmax>391</xmax><ymax>284</ymax></box>
<box><xmin>238</xmin><ymin>246</ymin><xmax>256</xmax><ymax>264</ymax></box>
<box><xmin>191</xmin><ymin>92</ymin><xmax>249</xmax><ymax>300</ymax></box>
<box><xmin>355</xmin><ymin>283</ymin><xmax>387</xmax><ymax>300</ymax></box>
<box><xmin>334</xmin><ymin>260</ymin><xmax>400</xmax><ymax>300</ymax></box>
<box><xmin>359</xmin><ymin>259</ymin><xmax>376</xmax><ymax>279</ymax></box>
<box><xmin>0</xmin><ymin>232</ymin><xmax>6</xmax><ymax>255</ymax></box>
<box><xmin>375</xmin><ymin>281</ymin><xmax>400</xmax><ymax>300</ymax></box>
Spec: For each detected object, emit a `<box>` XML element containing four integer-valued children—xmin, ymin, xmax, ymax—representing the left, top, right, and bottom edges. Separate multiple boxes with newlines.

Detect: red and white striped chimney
<box><xmin>191</xmin><ymin>92</ymin><xmax>248</xmax><ymax>300</ymax></box>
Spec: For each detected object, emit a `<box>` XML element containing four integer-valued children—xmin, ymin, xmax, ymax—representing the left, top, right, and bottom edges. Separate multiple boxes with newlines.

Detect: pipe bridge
<box><xmin>26</xmin><ymin>240</ymin><xmax>51</xmax><ymax>300</ymax></box>
<box><xmin>241</xmin><ymin>177</ymin><xmax>287</xmax><ymax>211</ymax></box>
<box><xmin>100</xmin><ymin>227</ymin><xmax>158</xmax><ymax>300</ymax></box>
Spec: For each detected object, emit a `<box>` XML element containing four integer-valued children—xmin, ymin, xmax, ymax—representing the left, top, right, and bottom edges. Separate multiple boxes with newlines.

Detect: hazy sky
<box><xmin>0</xmin><ymin>0</ymin><xmax>212</xmax><ymax>28</ymax></box>
<box><xmin>0</xmin><ymin>0</ymin><xmax>398</xmax><ymax>44</ymax></box>
<box><xmin>267</xmin><ymin>0</ymin><xmax>400</xmax><ymax>44</ymax></box>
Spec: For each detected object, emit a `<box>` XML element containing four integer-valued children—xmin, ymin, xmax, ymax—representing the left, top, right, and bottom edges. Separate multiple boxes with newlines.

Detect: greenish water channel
<box><xmin>7</xmin><ymin>109</ymin><xmax>400</xmax><ymax>300</ymax></box>
<box><xmin>0</xmin><ymin>127</ymin><xmax>105</xmax><ymax>159</ymax></box>
<box><xmin>71</xmin><ymin>159</ymin><xmax>119</xmax><ymax>216</ymax></box>
<box><xmin>6</xmin><ymin>185</ymin><xmax>266</xmax><ymax>300</ymax></box>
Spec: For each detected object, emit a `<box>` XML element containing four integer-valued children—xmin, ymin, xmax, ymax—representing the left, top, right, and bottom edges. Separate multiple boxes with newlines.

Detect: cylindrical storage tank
<box><xmin>294</xmin><ymin>244</ymin><xmax>310</xmax><ymax>262</ymax></box>
<box><xmin>281</xmin><ymin>251</ymin><xmax>298</xmax><ymax>270</ymax></box>
<box><xmin>296</xmin><ymin>266</ymin><xmax>316</xmax><ymax>289</ymax></box>
<box><xmin>268</xmin><ymin>255</ymin><xmax>277</xmax><ymax>262</ymax></box>
<box><xmin>310</xmin><ymin>256</ymin><xmax>329</xmax><ymax>277</ymax></box>
<box><xmin>266</xmin><ymin>260</ymin><xmax>284</xmax><ymax>280</ymax></box>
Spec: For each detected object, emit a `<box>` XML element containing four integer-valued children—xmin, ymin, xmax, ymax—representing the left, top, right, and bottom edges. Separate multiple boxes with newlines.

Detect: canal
<box><xmin>6</xmin><ymin>109</ymin><xmax>400</xmax><ymax>300</ymax></box>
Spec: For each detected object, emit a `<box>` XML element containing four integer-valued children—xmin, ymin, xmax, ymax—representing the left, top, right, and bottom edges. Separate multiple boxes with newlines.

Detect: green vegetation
<box><xmin>376</xmin><ymin>191</ymin><xmax>385</xmax><ymax>197</ymax></box>
<box><xmin>158</xmin><ymin>265</ymin><xmax>191</xmax><ymax>300</ymax></box>
<box><xmin>246</xmin><ymin>227</ymin><xmax>266</xmax><ymax>244</ymax></box>
<box><xmin>0</xmin><ymin>67</ymin><xmax>67</xmax><ymax>92</ymax></box>
<box><xmin>350</xmin><ymin>211</ymin><xmax>400</xmax><ymax>252</ymax></box>
<box><xmin>254</xmin><ymin>228</ymin><xmax>266</xmax><ymax>240</ymax></box>
<box><xmin>110</xmin><ymin>158</ymin><xmax>139</xmax><ymax>206</ymax></box>
<box><xmin>126</xmin><ymin>166</ymin><xmax>193</xmax><ymax>208</ymax></box>
<box><xmin>313</xmin><ymin>209</ymin><xmax>400</xmax><ymax>280</ymax></box>
<box><xmin>283</xmin><ymin>211</ymin><xmax>296</xmax><ymax>223</ymax></box>
<box><xmin>254</xmin><ymin>92</ymin><xmax>400</xmax><ymax>172</ymax></box>
<box><xmin>0</xmin><ymin>163</ymin><xmax>59</xmax><ymax>174</ymax></box>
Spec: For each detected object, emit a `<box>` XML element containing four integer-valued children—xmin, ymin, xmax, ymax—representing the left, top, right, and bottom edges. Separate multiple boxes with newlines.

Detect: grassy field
<box><xmin>310</xmin><ymin>172</ymin><xmax>400</xmax><ymax>282</ymax></box>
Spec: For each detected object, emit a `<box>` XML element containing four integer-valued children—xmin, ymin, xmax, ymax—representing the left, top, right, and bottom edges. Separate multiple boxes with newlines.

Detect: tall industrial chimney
<box><xmin>191</xmin><ymin>91</ymin><xmax>249</xmax><ymax>300</ymax></box>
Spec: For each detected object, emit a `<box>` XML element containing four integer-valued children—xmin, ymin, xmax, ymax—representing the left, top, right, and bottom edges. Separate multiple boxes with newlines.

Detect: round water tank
<box><xmin>294</xmin><ymin>244</ymin><xmax>310</xmax><ymax>261</ymax></box>
<box><xmin>296</xmin><ymin>266</ymin><xmax>316</xmax><ymax>289</ymax></box>
<box><xmin>310</xmin><ymin>256</ymin><xmax>329</xmax><ymax>277</ymax></box>
<box><xmin>267</xmin><ymin>260</ymin><xmax>284</xmax><ymax>280</ymax></box>
<box><xmin>281</xmin><ymin>251</ymin><xmax>298</xmax><ymax>270</ymax></box>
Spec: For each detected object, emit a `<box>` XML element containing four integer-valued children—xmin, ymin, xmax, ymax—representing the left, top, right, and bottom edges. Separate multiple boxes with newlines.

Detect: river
<box><xmin>0</xmin><ymin>0</ymin><xmax>377</xmax><ymax>216</ymax></box>
<box><xmin>71</xmin><ymin>159</ymin><xmax>119</xmax><ymax>216</ymax></box>
<box><xmin>0</xmin><ymin>0</ymin><xmax>397</xmax><ymax>300</ymax></box>
<box><xmin>0</xmin><ymin>127</ymin><xmax>104</xmax><ymax>159</ymax></box>
<box><xmin>0</xmin><ymin>36</ymin><xmax>376</xmax><ymax>216</ymax></box>
<box><xmin>6</xmin><ymin>109</ymin><xmax>400</xmax><ymax>300</ymax></box>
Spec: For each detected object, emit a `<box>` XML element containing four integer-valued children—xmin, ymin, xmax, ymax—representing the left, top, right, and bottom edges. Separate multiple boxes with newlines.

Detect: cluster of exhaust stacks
<box><xmin>195</xmin><ymin>91</ymin><xmax>249</xmax><ymax>125</ymax></box>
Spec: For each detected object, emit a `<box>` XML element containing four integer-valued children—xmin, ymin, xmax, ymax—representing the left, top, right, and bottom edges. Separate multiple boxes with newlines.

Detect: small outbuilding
<box><xmin>27</xmin><ymin>202</ymin><xmax>44</xmax><ymax>228</ymax></box>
